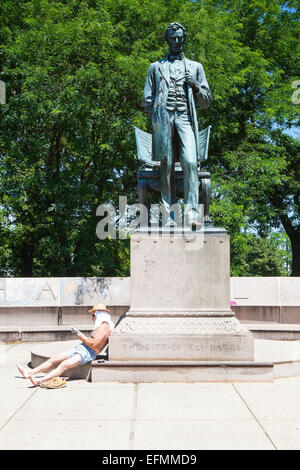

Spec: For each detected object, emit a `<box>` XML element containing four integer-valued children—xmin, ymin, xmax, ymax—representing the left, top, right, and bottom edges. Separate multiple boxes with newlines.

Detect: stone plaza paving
<box><xmin>1</xmin><ymin>341</ymin><xmax>300</xmax><ymax>450</ymax></box>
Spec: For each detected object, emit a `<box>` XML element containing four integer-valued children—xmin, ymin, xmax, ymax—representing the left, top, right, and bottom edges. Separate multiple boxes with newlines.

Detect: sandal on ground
<box><xmin>39</xmin><ymin>377</ymin><xmax>67</xmax><ymax>389</ymax></box>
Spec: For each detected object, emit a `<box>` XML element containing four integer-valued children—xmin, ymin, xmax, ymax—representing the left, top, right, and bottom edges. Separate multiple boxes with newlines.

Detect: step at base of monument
<box><xmin>29</xmin><ymin>339</ymin><xmax>300</xmax><ymax>383</ymax></box>
<box><xmin>0</xmin><ymin>325</ymin><xmax>93</xmax><ymax>342</ymax></box>
<box><xmin>30</xmin><ymin>340</ymin><xmax>103</xmax><ymax>381</ymax></box>
<box><xmin>244</xmin><ymin>323</ymin><xmax>300</xmax><ymax>341</ymax></box>
<box><xmin>0</xmin><ymin>305</ymin><xmax>125</xmax><ymax>328</ymax></box>
<box><xmin>3</xmin><ymin>323</ymin><xmax>300</xmax><ymax>343</ymax></box>
<box><xmin>91</xmin><ymin>360</ymin><xmax>274</xmax><ymax>383</ymax></box>
<box><xmin>31</xmin><ymin>353</ymin><xmax>92</xmax><ymax>381</ymax></box>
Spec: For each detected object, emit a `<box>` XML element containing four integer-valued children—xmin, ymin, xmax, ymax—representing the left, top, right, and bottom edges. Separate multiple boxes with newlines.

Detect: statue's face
<box><xmin>167</xmin><ymin>29</ymin><xmax>184</xmax><ymax>55</ymax></box>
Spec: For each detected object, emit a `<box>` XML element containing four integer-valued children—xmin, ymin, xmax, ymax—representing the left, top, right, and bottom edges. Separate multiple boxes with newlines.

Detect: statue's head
<box><xmin>164</xmin><ymin>22</ymin><xmax>187</xmax><ymax>55</ymax></box>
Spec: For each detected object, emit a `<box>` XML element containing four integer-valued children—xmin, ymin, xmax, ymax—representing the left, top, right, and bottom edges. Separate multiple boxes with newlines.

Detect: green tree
<box><xmin>206</xmin><ymin>0</ymin><xmax>300</xmax><ymax>275</ymax></box>
<box><xmin>229</xmin><ymin>233</ymin><xmax>290</xmax><ymax>276</ymax></box>
<box><xmin>0</xmin><ymin>0</ymin><xmax>140</xmax><ymax>276</ymax></box>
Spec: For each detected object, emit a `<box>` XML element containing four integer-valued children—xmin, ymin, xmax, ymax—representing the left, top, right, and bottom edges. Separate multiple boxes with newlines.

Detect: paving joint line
<box><xmin>1</xmin><ymin>341</ymin><xmax>23</xmax><ymax>365</ymax></box>
<box><xmin>2</xmin><ymin>342</ymin><xmax>22</xmax><ymax>353</ymax></box>
<box><xmin>231</xmin><ymin>383</ymin><xmax>277</xmax><ymax>450</ymax></box>
<box><xmin>0</xmin><ymin>388</ymin><xmax>38</xmax><ymax>432</ymax></box>
<box><xmin>128</xmin><ymin>383</ymin><xmax>139</xmax><ymax>450</ymax></box>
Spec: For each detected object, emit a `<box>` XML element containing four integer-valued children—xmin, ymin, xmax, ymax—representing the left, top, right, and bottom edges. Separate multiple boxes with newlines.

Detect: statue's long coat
<box><xmin>142</xmin><ymin>56</ymin><xmax>211</xmax><ymax>162</ymax></box>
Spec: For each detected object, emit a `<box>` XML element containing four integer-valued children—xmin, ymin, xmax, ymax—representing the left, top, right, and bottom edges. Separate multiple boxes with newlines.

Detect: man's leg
<box><xmin>30</xmin><ymin>354</ymin><xmax>82</xmax><ymax>387</ymax></box>
<box><xmin>175</xmin><ymin>111</ymin><xmax>199</xmax><ymax>225</ymax></box>
<box><xmin>16</xmin><ymin>349</ymin><xmax>73</xmax><ymax>379</ymax></box>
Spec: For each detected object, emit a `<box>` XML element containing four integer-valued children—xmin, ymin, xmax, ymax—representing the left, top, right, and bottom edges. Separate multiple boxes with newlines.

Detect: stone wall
<box><xmin>0</xmin><ymin>276</ymin><xmax>299</xmax><ymax>326</ymax></box>
<box><xmin>0</xmin><ymin>277</ymin><xmax>130</xmax><ymax>306</ymax></box>
<box><xmin>0</xmin><ymin>277</ymin><xmax>130</xmax><ymax>326</ymax></box>
<box><xmin>230</xmin><ymin>277</ymin><xmax>300</xmax><ymax>323</ymax></box>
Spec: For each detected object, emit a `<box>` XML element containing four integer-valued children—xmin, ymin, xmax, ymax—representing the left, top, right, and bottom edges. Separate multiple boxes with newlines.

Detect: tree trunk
<box><xmin>290</xmin><ymin>235</ymin><xmax>300</xmax><ymax>277</ymax></box>
<box><xmin>19</xmin><ymin>243</ymin><xmax>35</xmax><ymax>276</ymax></box>
<box><xmin>279</xmin><ymin>213</ymin><xmax>300</xmax><ymax>277</ymax></box>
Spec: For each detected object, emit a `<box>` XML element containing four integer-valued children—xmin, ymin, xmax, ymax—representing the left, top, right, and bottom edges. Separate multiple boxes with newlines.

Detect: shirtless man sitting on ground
<box><xmin>16</xmin><ymin>303</ymin><xmax>114</xmax><ymax>387</ymax></box>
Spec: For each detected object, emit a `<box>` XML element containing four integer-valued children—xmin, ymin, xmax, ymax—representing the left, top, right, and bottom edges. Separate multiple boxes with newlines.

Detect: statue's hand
<box><xmin>185</xmin><ymin>72</ymin><xmax>199</xmax><ymax>92</ymax></box>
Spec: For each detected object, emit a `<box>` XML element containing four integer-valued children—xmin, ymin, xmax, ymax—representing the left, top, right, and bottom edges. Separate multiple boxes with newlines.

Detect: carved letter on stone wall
<box><xmin>36</xmin><ymin>282</ymin><xmax>56</xmax><ymax>301</ymax></box>
<box><xmin>0</xmin><ymin>279</ymin><xmax>6</xmax><ymax>301</ymax></box>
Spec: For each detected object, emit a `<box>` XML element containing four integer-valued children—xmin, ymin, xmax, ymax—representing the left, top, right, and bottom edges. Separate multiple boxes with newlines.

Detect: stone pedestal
<box><xmin>109</xmin><ymin>227</ymin><xmax>254</xmax><ymax>362</ymax></box>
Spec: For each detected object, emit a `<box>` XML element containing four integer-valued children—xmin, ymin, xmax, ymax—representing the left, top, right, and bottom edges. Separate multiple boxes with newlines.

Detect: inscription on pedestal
<box><xmin>123</xmin><ymin>342</ymin><xmax>242</xmax><ymax>353</ymax></box>
<box><xmin>110</xmin><ymin>334</ymin><xmax>253</xmax><ymax>361</ymax></box>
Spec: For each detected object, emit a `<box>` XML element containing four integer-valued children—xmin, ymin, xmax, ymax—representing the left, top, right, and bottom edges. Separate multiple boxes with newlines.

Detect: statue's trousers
<box><xmin>160</xmin><ymin>109</ymin><xmax>199</xmax><ymax>223</ymax></box>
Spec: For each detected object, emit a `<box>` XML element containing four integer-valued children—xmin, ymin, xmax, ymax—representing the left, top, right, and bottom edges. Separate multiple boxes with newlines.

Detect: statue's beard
<box><xmin>169</xmin><ymin>45</ymin><xmax>183</xmax><ymax>55</ymax></box>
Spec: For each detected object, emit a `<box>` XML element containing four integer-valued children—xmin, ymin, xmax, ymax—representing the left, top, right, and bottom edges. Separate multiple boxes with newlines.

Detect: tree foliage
<box><xmin>0</xmin><ymin>0</ymin><xmax>299</xmax><ymax>276</ymax></box>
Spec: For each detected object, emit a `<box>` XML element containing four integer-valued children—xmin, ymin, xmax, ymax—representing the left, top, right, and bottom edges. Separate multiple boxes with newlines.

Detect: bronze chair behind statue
<box><xmin>134</xmin><ymin>125</ymin><xmax>212</xmax><ymax>226</ymax></box>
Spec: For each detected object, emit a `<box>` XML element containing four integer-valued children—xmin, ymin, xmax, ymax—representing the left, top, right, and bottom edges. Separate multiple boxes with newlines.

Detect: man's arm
<box><xmin>142</xmin><ymin>63</ymin><xmax>156</xmax><ymax>119</ymax></box>
<box><xmin>77</xmin><ymin>323</ymin><xmax>111</xmax><ymax>350</ymax></box>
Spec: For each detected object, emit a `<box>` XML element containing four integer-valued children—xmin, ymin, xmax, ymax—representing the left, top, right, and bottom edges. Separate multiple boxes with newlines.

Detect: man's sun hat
<box><xmin>88</xmin><ymin>303</ymin><xmax>110</xmax><ymax>314</ymax></box>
